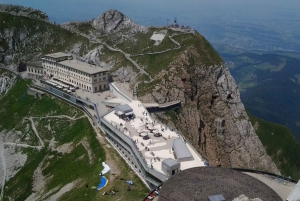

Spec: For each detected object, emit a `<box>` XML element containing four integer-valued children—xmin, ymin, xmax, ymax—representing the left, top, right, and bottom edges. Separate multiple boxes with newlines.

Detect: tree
<box><xmin>18</xmin><ymin>61</ymin><xmax>26</xmax><ymax>72</ymax></box>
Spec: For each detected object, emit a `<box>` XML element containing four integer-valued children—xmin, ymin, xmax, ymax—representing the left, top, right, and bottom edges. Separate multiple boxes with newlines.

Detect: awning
<box><xmin>125</xmin><ymin>112</ymin><xmax>134</xmax><ymax>116</ymax></box>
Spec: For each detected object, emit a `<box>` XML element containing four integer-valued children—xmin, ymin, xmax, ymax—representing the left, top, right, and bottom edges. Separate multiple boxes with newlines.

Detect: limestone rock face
<box><xmin>92</xmin><ymin>9</ymin><xmax>145</xmax><ymax>36</ymax></box>
<box><xmin>140</xmin><ymin>46</ymin><xmax>279</xmax><ymax>173</ymax></box>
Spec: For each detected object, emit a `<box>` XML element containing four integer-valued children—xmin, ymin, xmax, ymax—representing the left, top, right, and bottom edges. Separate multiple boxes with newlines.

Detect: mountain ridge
<box><xmin>0</xmin><ymin>6</ymin><xmax>279</xmax><ymax>174</ymax></box>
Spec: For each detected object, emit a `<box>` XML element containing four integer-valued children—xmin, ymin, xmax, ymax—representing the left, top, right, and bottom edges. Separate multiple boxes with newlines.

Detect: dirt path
<box><xmin>0</xmin><ymin>134</ymin><xmax>6</xmax><ymax>200</ymax></box>
<box><xmin>45</xmin><ymin>179</ymin><xmax>81</xmax><ymax>201</ymax></box>
<box><xmin>32</xmin><ymin>115</ymin><xmax>85</xmax><ymax>121</ymax></box>
<box><xmin>4</xmin><ymin>142</ymin><xmax>41</xmax><ymax>150</ymax></box>
<box><xmin>72</xmin><ymin>30</ymin><xmax>154</xmax><ymax>82</ymax></box>
<box><xmin>26</xmin><ymin>117</ymin><xmax>44</xmax><ymax>147</ymax></box>
<box><xmin>85</xmin><ymin>114</ymin><xmax>121</xmax><ymax>181</ymax></box>
<box><xmin>80</xmin><ymin>138</ymin><xmax>93</xmax><ymax>165</ymax></box>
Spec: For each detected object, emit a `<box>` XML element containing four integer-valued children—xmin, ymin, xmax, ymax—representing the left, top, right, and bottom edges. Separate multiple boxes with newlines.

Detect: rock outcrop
<box><xmin>0</xmin><ymin>70</ymin><xmax>16</xmax><ymax>97</ymax></box>
<box><xmin>0</xmin><ymin>4</ymin><xmax>49</xmax><ymax>21</ymax></box>
<box><xmin>92</xmin><ymin>9</ymin><xmax>146</xmax><ymax>36</ymax></box>
<box><xmin>0</xmin><ymin>6</ymin><xmax>91</xmax><ymax>67</ymax></box>
<box><xmin>140</xmin><ymin>45</ymin><xmax>279</xmax><ymax>173</ymax></box>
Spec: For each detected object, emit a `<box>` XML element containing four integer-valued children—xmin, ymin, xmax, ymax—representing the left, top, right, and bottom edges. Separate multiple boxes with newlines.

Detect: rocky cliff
<box><xmin>92</xmin><ymin>9</ymin><xmax>146</xmax><ymax>36</ymax></box>
<box><xmin>139</xmin><ymin>44</ymin><xmax>279</xmax><ymax>173</ymax></box>
<box><xmin>0</xmin><ymin>6</ymin><xmax>279</xmax><ymax>173</ymax></box>
<box><xmin>0</xmin><ymin>6</ymin><xmax>92</xmax><ymax>68</ymax></box>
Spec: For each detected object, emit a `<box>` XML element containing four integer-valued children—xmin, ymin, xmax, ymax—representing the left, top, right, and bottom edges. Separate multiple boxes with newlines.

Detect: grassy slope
<box><xmin>133</xmin><ymin>30</ymin><xmax>222</xmax><ymax>96</ymax></box>
<box><xmin>1</xmin><ymin>74</ymin><xmax>148</xmax><ymax>201</ymax></box>
<box><xmin>102</xmin><ymin>27</ymin><xmax>176</xmax><ymax>55</ymax></box>
<box><xmin>135</xmin><ymin>31</ymin><xmax>222</xmax><ymax>77</ymax></box>
<box><xmin>0</xmin><ymin>12</ymin><xmax>92</xmax><ymax>59</ymax></box>
<box><xmin>247</xmin><ymin>111</ymin><xmax>300</xmax><ymax>180</ymax></box>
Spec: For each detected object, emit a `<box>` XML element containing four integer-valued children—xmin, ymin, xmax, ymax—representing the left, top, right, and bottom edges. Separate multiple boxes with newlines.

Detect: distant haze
<box><xmin>2</xmin><ymin>0</ymin><xmax>300</xmax><ymax>52</ymax></box>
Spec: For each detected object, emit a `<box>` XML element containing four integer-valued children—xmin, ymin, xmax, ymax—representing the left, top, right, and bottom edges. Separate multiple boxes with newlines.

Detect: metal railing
<box><xmin>30</xmin><ymin>83</ymin><xmax>93</xmax><ymax>119</ymax></box>
<box><xmin>100</xmin><ymin>117</ymin><xmax>168</xmax><ymax>182</ymax></box>
<box><xmin>109</xmin><ymin>82</ymin><xmax>132</xmax><ymax>102</ymax></box>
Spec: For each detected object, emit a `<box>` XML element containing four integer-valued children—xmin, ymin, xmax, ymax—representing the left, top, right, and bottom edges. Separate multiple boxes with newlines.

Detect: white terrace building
<box><xmin>99</xmin><ymin>86</ymin><xmax>206</xmax><ymax>187</ymax></box>
<box><xmin>42</xmin><ymin>52</ymin><xmax>109</xmax><ymax>93</ymax></box>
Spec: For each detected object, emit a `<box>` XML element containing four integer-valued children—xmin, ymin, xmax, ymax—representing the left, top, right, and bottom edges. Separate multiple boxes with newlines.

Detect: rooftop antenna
<box><xmin>174</xmin><ymin>17</ymin><xmax>177</xmax><ymax>24</ymax></box>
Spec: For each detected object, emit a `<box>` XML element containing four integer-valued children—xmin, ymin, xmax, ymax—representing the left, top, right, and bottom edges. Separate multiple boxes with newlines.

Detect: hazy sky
<box><xmin>2</xmin><ymin>0</ymin><xmax>299</xmax><ymax>24</ymax></box>
<box><xmin>1</xmin><ymin>0</ymin><xmax>299</xmax><ymax>51</ymax></box>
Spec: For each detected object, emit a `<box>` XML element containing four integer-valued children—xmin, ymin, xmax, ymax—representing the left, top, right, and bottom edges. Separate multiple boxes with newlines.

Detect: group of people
<box><xmin>102</xmin><ymin>187</ymin><xmax>119</xmax><ymax>196</ymax></box>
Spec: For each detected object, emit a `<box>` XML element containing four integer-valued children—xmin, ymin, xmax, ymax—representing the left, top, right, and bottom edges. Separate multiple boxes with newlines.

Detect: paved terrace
<box><xmin>103</xmin><ymin>99</ymin><xmax>205</xmax><ymax>174</ymax></box>
<box><xmin>113</xmin><ymin>82</ymin><xmax>133</xmax><ymax>99</ymax></box>
<box><xmin>75</xmin><ymin>88</ymin><xmax>120</xmax><ymax>116</ymax></box>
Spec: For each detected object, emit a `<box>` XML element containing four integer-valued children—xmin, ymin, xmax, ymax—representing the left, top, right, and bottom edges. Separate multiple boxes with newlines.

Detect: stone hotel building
<box><xmin>42</xmin><ymin>52</ymin><xmax>109</xmax><ymax>93</ymax></box>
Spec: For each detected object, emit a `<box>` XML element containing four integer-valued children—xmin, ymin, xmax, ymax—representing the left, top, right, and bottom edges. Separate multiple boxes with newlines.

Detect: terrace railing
<box><xmin>109</xmin><ymin>82</ymin><xmax>132</xmax><ymax>102</ymax></box>
<box><xmin>100</xmin><ymin>117</ymin><xmax>168</xmax><ymax>182</ymax></box>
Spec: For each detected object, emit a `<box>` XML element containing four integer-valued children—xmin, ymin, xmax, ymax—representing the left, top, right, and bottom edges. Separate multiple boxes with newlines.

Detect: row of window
<box><xmin>28</xmin><ymin>68</ymin><xmax>42</xmax><ymax>74</ymax></box>
<box><xmin>109</xmin><ymin>136</ymin><xmax>141</xmax><ymax>173</ymax></box>
<box><xmin>43</xmin><ymin>61</ymin><xmax>108</xmax><ymax>80</ymax></box>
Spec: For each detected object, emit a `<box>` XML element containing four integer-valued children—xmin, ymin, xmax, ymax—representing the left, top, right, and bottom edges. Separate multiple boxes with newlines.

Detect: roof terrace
<box><xmin>103</xmin><ymin>99</ymin><xmax>205</xmax><ymax>175</ymax></box>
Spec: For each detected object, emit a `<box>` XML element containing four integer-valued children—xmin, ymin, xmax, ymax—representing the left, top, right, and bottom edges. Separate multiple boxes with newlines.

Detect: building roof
<box><xmin>27</xmin><ymin>61</ymin><xmax>42</xmax><ymax>67</ymax></box>
<box><xmin>173</xmin><ymin>138</ymin><xmax>193</xmax><ymax>161</ymax></box>
<box><xmin>115</xmin><ymin>104</ymin><xmax>133</xmax><ymax>113</ymax></box>
<box><xmin>162</xmin><ymin>158</ymin><xmax>180</xmax><ymax>169</ymax></box>
<box><xmin>44</xmin><ymin>52</ymin><xmax>71</xmax><ymax>58</ymax></box>
<box><xmin>287</xmin><ymin>180</ymin><xmax>300</xmax><ymax>201</ymax></box>
<box><xmin>158</xmin><ymin>167</ymin><xmax>282</xmax><ymax>201</ymax></box>
<box><xmin>208</xmin><ymin>194</ymin><xmax>225</xmax><ymax>201</ymax></box>
<box><xmin>58</xmin><ymin>59</ymin><xmax>108</xmax><ymax>74</ymax></box>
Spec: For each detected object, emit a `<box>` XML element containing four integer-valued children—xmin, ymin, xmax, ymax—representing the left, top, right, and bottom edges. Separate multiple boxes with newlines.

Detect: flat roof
<box><xmin>27</xmin><ymin>61</ymin><xmax>42</xmax><ymax>67</ymax></box>
<box><xmin>103</xmin><ymin>99</ymin><xmax>205</xmax><ymax>176</ymax></box>
<box><xmin>116</xmin><ymin>104</ymin><xmax>133</xmax><ymax>113</ymax></box>
<box><xmin>44</xmin><ymin>52</ymin><xmax>71</xmax><ymax>58</ymax></box>
<box><xmin>173</xmin><ymin>138</ymin><xmax>193</xmax><ymax>160</ymax></box>
<box><xmin>162</xmin><ymin>158</ymin><xmax>180</xmax><ymax>168</ymax></box>
<box><xmin>58</xmin><ymin>60</ymin><xmax>108</xmax><ymax>74</ymax></box>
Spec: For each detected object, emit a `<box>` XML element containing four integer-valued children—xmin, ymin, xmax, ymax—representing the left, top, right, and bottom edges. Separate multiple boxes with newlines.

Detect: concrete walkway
<box><xmin>0</xmin><ymin>134</ymin><xmax>6</xmax><ymax>200</ymax></box>
<box><xmin>246</xmin><ymin>172</ymin><xmax>295</xmax><ymax>200</ymax></box>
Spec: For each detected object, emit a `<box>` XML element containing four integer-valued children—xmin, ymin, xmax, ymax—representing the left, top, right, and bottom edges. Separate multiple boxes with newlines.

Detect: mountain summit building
<box><xmin>41</xmin><ymin>52</ymin><xmax>109</xmax><ymax>93</ymax></box>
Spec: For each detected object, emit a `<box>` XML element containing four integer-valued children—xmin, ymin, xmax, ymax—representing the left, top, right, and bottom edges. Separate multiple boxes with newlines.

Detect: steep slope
<box><xmin>0</xmin><ymin>6</ymin><xmax>279</xmax><ymax>174</ymax></box>
<box><xmin>0</xmin><ymin>7</ymin><xmax>92</xmax><ymax>67</ymax></box>
<box><xmin>137</xmin><ymin>33</ymin><xmax>279</xmax><ymax>173</ymax></box>
<box><xmin>92</xmin><ymin>9</ymin><xmax>146</xmax><ymax>36</ymax></box>
<box><xmin>248</xmin><ymin>111</ymin><xmax>300</xmax><ymax>180</ymax></box>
